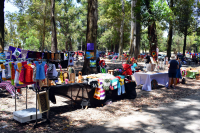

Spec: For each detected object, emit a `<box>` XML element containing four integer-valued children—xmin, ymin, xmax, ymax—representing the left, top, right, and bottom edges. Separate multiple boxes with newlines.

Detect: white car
<box><xmin>158</xmin><ymin>54</ymin><xmax>165</xmax><ymax>61</ymax></box>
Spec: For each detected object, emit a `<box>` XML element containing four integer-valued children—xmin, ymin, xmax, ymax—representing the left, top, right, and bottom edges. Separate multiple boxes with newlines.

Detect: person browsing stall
<box><xmin>176</xmin><ymin>57</ymin><xmax>182</xmax><ymax>82</ymax></box>
<box><xmin>131</xmin><ymin>59</ymin><xmax>140</xmax><ymax>73</ymax></box>
<box><xmin>146</xmin><ymin>53</ymin><xmax>151</xmax><ymax>64</ymax></box>
<box><xmin>167</xmin><ymin>56</ymin><xmax>179</xmax><ymax>89</ymax></box>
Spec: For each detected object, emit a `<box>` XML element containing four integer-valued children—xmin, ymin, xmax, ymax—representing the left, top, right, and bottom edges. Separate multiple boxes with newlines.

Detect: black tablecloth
<box><xmin>49</xmin><ymin>83</ymin><xmax>89</xmax><ymax>104</ymax></box>
<box><xmin>48</xmin><ymin>82</ymin><xmax>137</xmax><ymax>106</ymax></box>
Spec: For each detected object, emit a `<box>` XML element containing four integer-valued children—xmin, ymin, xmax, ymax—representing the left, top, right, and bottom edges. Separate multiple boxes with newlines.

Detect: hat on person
<box><xmin>171</xmin><ymin>56</ymin><xmax>176</xmax><ymax>60</ymax></box>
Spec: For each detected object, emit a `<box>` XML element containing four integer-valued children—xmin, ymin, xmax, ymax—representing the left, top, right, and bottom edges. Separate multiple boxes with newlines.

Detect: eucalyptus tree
<box><xmin>174</xmin><ymin>0</ymin><xmax>195</xmax><ymax>56</ymax></box>
<box><xmin>140</xmin><ymin>0</ymin><xmax>172</xmax><ymax>56</ymax></box>
<box><xmin>129</xmin><ymin>0</ymin><xmax>136</xmax><ymax>58</ymax></box>
<box><xmin>98</xmin><ymin>0</ymin><xmax>131</xmax><ymax>53</ymax></box>
<box><xmin>166</xmin><ymin>0</ymin><xmax>174</xmax><ymax>59</ymax></box>
<box><xmin>0</xmin><ymin>0</ymin><xmax>5</xmax><ymax>50</ymax></box>
<box><xmin>129</xmin><ymin>0</ymin><xmax>142</xmax><ymax>59</ymax></box>
<box><xmin>82</xmin><ymin>0</ymin><xmax>98</xmax><ymax>75</ymax></box>
<box><xmin>50</xmin><ymin>0</ymin><xmax>57</xmax><ymax>53</ymax></box>
<box><xmin>57</xmin><ymin>0</ymin><xmax>80</xmax><ymax>51</ymax></box>
<box><xmin>118</xmin><ymin>0</ymin><xmax>125</xmax><ymax>60</ymax></box>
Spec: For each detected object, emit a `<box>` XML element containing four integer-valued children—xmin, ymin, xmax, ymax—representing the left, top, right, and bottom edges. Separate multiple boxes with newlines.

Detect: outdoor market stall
<box><xmin>133</xmin><ymin>71</ymin><xmax>169</xmax><ymax>91</ymax></box>
<box><xmin>2</xmin><ymin>46</ymin><xmax>138</xmax><ymax>128</ymax></box>
<box><xmin>48</xmin><ymin>73</ymin><xmax>137</xmax><ymax>107</ymax></box>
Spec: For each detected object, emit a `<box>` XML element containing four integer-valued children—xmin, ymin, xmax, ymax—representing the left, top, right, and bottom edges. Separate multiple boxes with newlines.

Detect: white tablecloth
<box><xmin>133</xmin><ymin>72</ymin><xmax>169</xmax><ymax>91</ymax></box>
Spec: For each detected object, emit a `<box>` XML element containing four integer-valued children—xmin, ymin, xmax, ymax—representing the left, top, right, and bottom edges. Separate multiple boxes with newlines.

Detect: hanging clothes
<box><xmin>35</xmin><ymin>61</ymin><xmax>46</xmax><ymax>80</ymax></box>
<box><xmin>4</xmin><ymin>63</ymin><xmax>11</xmax><ymax>80</ymax></box>
<box><xmin>0</xmin><ymin>65</ymin><xmax>2</xmax><ymax>81</ymax></box>
<box><xmin>7</xmin><ymin>62</ymin><xmax>11</xmax><ymax>78</ymax></box>
<box><xmin>110</xmin><ymin>77</ymin><xmax>120</xmax><ymax>90</ymax></box>
<box><xmin>10</xmin><ymin>62</ymin><xmax>15</xmax><ymax>85</ymax></box>
<box><xmin>44</xmin><ymin>64</ymin><xmax>48</xmax><ymax>76</ymax></box>
<box><xmin>24</xmin><ymin>64</ymin><xmax>34</xmax><ymax>83</ymax></box>
<box><xmin>1</xmin><ymin>64</ymin><xmax>6</xmax><ymax>80</ymax></box>
<box><xmin>17</xmin><ymin>62</ymin><xmax>23</xmax><ymax>84</ymax></box>
<box><xmin>116</xmin><ymin>75</ymin><xmax>125</xmax><ymax>95</ymax></box>
<box><xmin>31</xmin><ymin>64</ymin><xmax>36</xmax><ymax>82</ymax></box>
<box><xmin>14</xmin><ymin>62</ymin><xmax>19</xmax><ymax>84</ymax></box>
<box><xmin>19</xmin><ymin>61</ymin><xmax>27</xmax><ymax>83</ymax></box>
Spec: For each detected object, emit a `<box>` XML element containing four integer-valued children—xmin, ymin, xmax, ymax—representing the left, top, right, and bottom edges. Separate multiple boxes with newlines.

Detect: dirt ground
<box><xmin>0</xmin><ymin>60</ymin><xmax>200</xmax><ymax>133</ymax></box>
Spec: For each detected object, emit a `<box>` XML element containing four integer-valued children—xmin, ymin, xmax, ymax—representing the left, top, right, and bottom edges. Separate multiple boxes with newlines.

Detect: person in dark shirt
<box><xmin>96</xmin><ymin>57</ymin><xmax>100</xmax><ymax>73</ymax></box>
<box><xmin>168</xmin><ymin>56</ymin><xmax>179</xmax><ymax>89</ymax></box>
<box><xmin>146</xmin><ymin>53</ymin><xmax>151</xmax><ymax>63</ymax></box>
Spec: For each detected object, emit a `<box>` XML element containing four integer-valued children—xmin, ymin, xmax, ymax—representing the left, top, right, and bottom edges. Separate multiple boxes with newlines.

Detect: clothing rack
<box><xmin>9</xmin><ymin>51</ymin><xmax>70</xmax><ymax>127</ymax></box>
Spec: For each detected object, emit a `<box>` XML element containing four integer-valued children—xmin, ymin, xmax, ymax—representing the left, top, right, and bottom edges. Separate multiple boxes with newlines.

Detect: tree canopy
<box><xmin>0</xmin><ymin>0</ymin><xmax>199</xmax><ymax>55</ymax></box>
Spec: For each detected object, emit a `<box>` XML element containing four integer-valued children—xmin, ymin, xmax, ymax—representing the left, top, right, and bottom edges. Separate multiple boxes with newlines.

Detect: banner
<box><xmin>8</xmin><ymin>46</ymin><xmax>22</xmax><ymax>59</ymax></box>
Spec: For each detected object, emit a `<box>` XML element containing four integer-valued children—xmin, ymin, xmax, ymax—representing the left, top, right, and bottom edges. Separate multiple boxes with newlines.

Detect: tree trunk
<box><xmin>134</xmin><ymin>1</ymin><xmax>141</xmax><ymax>59</ymax></box>
<box><xmin>0</xmin><ymin>0</ymin><xmax>4</xmax><ymax>51</ymax></box>
<box><xmin>183</xmin><ymin>29</ymin><xmax>187</xmax><ymax>57</ymax></box>
<box><xmin>65</xmin><ymin>41</ymin><xmax>68</xmax><ymax>51</ymax></box>
<box><xmin>82</xmin><ymin>0</ymin><xmax>98</xmax><ymax>75</ymax></box>
<box><xmin>81</xmin><ymin>38</ymin><xmax>82</xmax><ymax>51</ymax></box>
<box><xmin>68</xmin><ymin>36</ymin><xmax>73</xmax><ymax>51</ymax></box>
<box><xmin>129</xmin><ymin>0</ymin><xmax>136</xmax><ymax>58</ymax></box>
<box><xmin>115</xmin><ymin>43</ymin><xmax>119</xmax><ymax>53</ymax></box>
<box><xmin>118</xmin><ymin>0</ymin><xmax>125</xmax><ymax>60</ymax></box>
<box><xmin>111</xmin><ymin>43</ymin><xmax>114</xmax><ymax>52</ymax></box>
<box><xmin>51</xmin><ymin>0</ymin><xmax>57</xmax><ymax>53</ymax></box>
<box><xmin>41</xmin><ymin>0</ymin><xmax>47</xmax><ymax>52</ymax></box>
<box><xmin>148</xmin><ymin>21</ymin><xmax>157</xmax><ymax>58</ymax></box>
<box><xmin>167</xmin><ymin>0</ymin><xmax>173</xmax><ymax>60</ymax></box>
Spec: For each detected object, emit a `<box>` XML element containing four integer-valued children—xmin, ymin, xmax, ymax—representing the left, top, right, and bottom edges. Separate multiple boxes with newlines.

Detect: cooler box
<box><xmin>13</xmin><ymin>108</ymin><xmax>42</xmax><ymax>123</ymax></box>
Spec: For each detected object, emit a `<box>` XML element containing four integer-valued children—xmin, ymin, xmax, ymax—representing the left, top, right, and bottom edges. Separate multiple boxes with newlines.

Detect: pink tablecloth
<box><xmin>0</xmin><ymin>81</ymin><xmax>15</xmax><ymax>96</ymax></box>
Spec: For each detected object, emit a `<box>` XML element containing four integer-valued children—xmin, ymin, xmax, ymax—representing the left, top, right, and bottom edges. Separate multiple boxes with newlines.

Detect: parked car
<box><xmin>158</xmin><ymin>54</ymin><xmax>165</xmax><ymax>61</ymax></box>
<box><xmin>108</xmin><ymin>53</ymin><xmax>119</xmax><ymax>59</ymax></box>
<box><xmin>99</xmin><ymin>51</ymin><xmax>106</xmax><ymax>57</ymax></box>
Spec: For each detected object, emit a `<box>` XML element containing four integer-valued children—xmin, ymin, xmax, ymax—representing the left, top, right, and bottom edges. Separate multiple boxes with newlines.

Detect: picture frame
<box><xmin>90</xmin><ymin>60</ymin><xmax>96</xmax><ymax>67</ymax></box>
<box><xmin>0</xmin><ymin>53</ymin><xmax>6</xmax><ymax>63</ymax></box>
<box><xmin>86</xmin><ymin>51</ymin><xmax>94</xmax><ymax>59</ymax></box>
<box><xmin>37</xmin><ymin>92</ymin><xmax>50</xmax><ymax>113</ymax></box>
<box><xmin>87</xmin><ymin>43</ymin><xmax>94</xmax><ymax>50</ymax></box>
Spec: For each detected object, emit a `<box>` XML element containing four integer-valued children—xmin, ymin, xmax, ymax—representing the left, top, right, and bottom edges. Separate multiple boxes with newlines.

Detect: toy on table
<box><xmin>77</xmin><ymin>71</ymin><xmax>83</xmax><ymax>83</ymax></box>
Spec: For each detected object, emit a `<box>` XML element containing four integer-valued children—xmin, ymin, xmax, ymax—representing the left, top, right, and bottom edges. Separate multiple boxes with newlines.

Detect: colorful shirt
<box><xmin>35</xmin><ymin>61</ymin><xmax>46</xmax><ymax>80</ymax></box>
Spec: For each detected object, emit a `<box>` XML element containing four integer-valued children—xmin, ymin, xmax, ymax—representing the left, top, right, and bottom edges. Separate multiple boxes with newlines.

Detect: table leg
<box><xmin>75</xmin><ymin>88</ymin><xmax>81</xmax><ymax>101</ymax></box>
<box><xmin>71</xmin><ymin>86</ymin><xmax>72</xmax><ymax>107</ymax></box>
<box><xmin>36</xmin><ymin>83</ymin><xmax>38</xmax><ymax>126</ymax></box>
<box><xmin>15</xmin><ymin>87</ymin><xmax>16</xmax><ymax>111</ymax></box>
<box><xmin>26</xmin><ymin>86</ymin><xmax>27</xmax><ymax>109</ymax></box>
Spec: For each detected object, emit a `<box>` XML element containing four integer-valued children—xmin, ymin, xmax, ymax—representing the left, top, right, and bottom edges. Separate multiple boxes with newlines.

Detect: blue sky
<box><xmin>4</xmin><ymin>1</ymin><xmax>19</xmax><ymax>13</ymax></box>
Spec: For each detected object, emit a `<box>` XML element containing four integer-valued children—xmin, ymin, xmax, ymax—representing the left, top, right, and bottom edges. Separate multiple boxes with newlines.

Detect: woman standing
<box><xmin>167</xmin><ymin>56</ymin><xmax>179</xmax><ymax>89</ymax></box>
<box><xmin>176</xmin><ymin>57</ymin><xmax>182</xmax><ymax>82</ymax></box>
